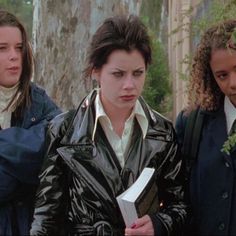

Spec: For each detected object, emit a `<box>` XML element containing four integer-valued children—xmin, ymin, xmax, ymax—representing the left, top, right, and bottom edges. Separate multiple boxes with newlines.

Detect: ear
<box><xmin>92</xmin><ymin>68</ymin><xmax>101</xmax><ymax>83</ymax></box>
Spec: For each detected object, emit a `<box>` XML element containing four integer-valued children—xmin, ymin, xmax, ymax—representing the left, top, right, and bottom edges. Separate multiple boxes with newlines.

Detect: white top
<box><xmin>0</xmin><ymin>83</ymin><xmax>19</xmax><ymax>129</ymax></box>
<box><xmin>224</xmin><ymin>96</ymin><xmax>236</xmax><ymax>134</ymax></box>
<box><xmin>92</xmin><ymin>90</ymin><xmax>148</xmax><ymax>167</ymax></box>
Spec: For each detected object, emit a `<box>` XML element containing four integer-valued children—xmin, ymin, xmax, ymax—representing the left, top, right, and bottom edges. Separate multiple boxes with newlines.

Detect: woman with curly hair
<box><xmin>175</xmin><ymin>19</ymin><xmax>236</xmax><ymax>236</ymax></box>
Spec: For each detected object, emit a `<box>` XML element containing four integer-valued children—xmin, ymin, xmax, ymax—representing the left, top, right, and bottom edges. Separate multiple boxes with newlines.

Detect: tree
<box><xmin>33</xmin><ymin>0</ymin><xmax>142</xmax><ymax>111</ymax></box>
<box><xmin>140</xmin><ymin>0</ymin><xmax>171</xmax><ymax>115</ymax></box>
<box><xmin>0</xmin><ymin>0</ymin><xmax>33</xmax><ymax>37</ymax></box>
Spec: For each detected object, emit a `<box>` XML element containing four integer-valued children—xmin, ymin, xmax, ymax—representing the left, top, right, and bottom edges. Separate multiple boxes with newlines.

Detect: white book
<box><xmin>116</xmin><ymin>167</ymin><xmax>159</xmax><ymax>227</ymax></box>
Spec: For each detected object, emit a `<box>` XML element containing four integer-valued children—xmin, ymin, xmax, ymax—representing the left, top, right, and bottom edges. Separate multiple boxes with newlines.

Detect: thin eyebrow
<box><xmin>112</xmin><ymin>67</ymin><xmax>145</xmax><ymax>71</ymax></box>
<box><xmin>134</xmin><ymin>68</ymin><xmax>145</xmax><ymax>71</ymax></box>
<box><xmin>0</xmin><ymin>42</ymin><xmax>22</xmax><ymax>46</ymax></box>
<box><xmin>113</xmin><ymin>68</ymin><xmax>124</xmax><ymax>71</ymax></box>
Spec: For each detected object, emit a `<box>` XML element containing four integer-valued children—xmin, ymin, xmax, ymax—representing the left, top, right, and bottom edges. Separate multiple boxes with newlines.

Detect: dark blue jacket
<box><xmin>175</xmin><ymin>106</ymin><xmax>236</xmax><ymax>236</ymax></box>
<box><xmin>0</xmin><ymin>83</ymin><xmax>61</xmax><ymax>236</ymax></box>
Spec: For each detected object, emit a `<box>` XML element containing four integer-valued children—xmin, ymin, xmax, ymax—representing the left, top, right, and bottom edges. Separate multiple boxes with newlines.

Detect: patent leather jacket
<box><xmin>31</xmin><ymin>90</ymin><xmax>187</xmax><ymax>236</ymax></box>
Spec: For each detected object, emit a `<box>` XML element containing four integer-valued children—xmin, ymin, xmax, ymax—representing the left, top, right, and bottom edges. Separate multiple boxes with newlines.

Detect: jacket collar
<box><xmin>93</xmin><ymin>91</ymin><xmax>148</xmax><ymax>141</ymax></box>
<box><xmin>60</xmin><ymin>90</ymin><xmax>169</xmax><ymax>145</ymax></box>
<box><xmin>60</xmin><ymin>90</ymin><xmax>97</xmax><ymax>145</ymax></box>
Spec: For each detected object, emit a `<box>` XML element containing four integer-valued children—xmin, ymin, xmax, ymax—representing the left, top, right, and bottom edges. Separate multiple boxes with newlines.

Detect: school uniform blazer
<box><xmin>176</xmin><ymin>105</ymin><xmax>236</xmax><ymax>236</ymax></box>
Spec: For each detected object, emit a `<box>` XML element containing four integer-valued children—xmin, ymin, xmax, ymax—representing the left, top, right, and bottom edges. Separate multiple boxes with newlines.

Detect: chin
<box><xmin>120</xmin><ymin>103</ymin><xmax>135</xmax><ymax>110</ymax></box>
<box><xmin>2</xmin><ymin>81</ymin><xmax>20</xmax><ymax>88</ymax></box>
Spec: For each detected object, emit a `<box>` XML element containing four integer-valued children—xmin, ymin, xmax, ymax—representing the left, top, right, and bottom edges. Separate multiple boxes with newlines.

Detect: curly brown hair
<box><xmin>188</xmin><ymin>19</ymin><xmax>236</xmax><ymax>111</ymax></box>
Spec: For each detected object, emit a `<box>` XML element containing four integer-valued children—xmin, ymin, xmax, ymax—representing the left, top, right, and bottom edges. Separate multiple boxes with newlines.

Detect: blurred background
<box><xmin>1</xmin><ymin>0</ymin><xmax>236</xmax><ymax>121</ymax></box>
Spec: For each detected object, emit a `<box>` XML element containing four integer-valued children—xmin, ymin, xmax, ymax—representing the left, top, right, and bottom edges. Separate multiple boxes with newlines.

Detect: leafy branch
<box><xmin>221</xmin><ymin>133</ymin><xmax>236</xmax><ymax>155</ymax></box>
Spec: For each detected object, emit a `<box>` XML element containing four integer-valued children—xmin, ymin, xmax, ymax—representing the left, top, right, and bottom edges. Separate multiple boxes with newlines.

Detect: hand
<box><xmin>125</xmin><ymin>215</ymin><xmax>154</xmax><ymax>236</ymax></box>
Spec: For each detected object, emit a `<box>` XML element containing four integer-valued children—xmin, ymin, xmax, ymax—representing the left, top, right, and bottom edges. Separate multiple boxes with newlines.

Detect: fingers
<box><xmin>125</xmin><ymin>215</ymin><xmax>154</xmax><ymax>236</ymax></box>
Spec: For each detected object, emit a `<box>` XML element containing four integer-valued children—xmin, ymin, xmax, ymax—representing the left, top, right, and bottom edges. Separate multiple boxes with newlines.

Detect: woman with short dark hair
<box><xmin>31</xmin><ymin>15</ymin><xmax>187</xmax><ymax>236</ymax></box>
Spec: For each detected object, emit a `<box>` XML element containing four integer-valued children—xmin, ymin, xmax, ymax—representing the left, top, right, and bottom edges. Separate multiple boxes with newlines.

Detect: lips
<box><xmin>120</xmin><ymin>95</ymin><xmax>136</xmax><ymax>101</ymax></box>
<box><xmin>7</xmin><ymin>66</ymin><xmax>20</xmax><ymax>73</ymax></box>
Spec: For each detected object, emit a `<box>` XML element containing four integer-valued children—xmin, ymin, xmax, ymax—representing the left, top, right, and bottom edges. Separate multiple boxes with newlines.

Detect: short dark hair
<box><xmin>83</xmin><ymin>15</ymin><xmax>152</xmax><ymax>81</ymax></box>
<box><xmin>0</xmin><ymin>9</ymin><xmax>34</xmax><ymax>116</ymax></box>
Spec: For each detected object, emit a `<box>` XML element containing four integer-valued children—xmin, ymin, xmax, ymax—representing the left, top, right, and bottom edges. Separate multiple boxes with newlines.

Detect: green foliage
<box><xmin>142</xmin><ymin>31</ymin><xmax>171</xmax><ymax>114</ymax></box>
<box><xmin>140</xmin><ymin>0</ymin><xmax>162</xmax><ymax>33</ymax></box>
<box><xmin>221</xmin><ymin>133</ymin><xmax>236</xmax><ymax>155</ymax></box>
<box><xmin>0</xmin><ymin>0</ymin><xmax>33</xmax><ymax>38</ymax></box>
<box><xmin>140</xmin><ymin>0</ymin><xmax>172</xmax><ymax>115</ymax></box>
<box><xmin>192</xmin><ymin>0</ymin><xmax>236</xmax><ymax>37</ymax></box>
<box><xmin>170</xmin><ymin>0</ymin><xmax>236</xmax><ymax>83</ymax></box>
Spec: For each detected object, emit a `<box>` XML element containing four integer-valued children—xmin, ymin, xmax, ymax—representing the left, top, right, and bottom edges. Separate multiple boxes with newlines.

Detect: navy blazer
<box><xmin>0</xmin><ymin>83</ymin><xmax>61</xmax><ymax>236</ymax></box>
<box><xmin>176</xmin><ymin>106</ymin><xmax>236</xmax><ymax>236</ymax></box>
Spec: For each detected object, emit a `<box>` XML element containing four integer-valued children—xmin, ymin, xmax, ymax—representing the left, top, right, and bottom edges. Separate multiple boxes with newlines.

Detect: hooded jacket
<box><xmin>31</xmin><ymin>90</ymin><xmax>187</xmax><ymax>236</ymax></box>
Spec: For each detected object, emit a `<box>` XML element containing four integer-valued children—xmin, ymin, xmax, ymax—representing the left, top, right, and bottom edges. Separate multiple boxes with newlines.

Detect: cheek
<box><xmin>137</xmin><ymin>77</ymin><xmax>145</xmax><ymax>89</ymax></box>
<box><xmin>214</xmin><ymin>79</ymin><xmax>226</xmax><ymax>93</ymax></box>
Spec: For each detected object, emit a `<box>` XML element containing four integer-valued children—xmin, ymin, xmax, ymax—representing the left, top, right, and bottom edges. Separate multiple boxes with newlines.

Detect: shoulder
<box><xmin>175</xmin><ymin>107</ymin><xmax>207</xmax><ymax>145</ymax></box>
<box><xmin>29</xmin><ymin>82</ymin><xmax>52</xmax><ymax>104</ymax></box>
<box><xmin>151</xmin><ymin>109</ymin><xmax>173</xmax><ymax>130</ymax></box>
<box><xmin>175</xmin><ymin>110</ymin><xmax>189</xmax><ymax>145</ymax></box>
<box><xmin>139</xmin><ymin>96</ymin><xmax>173</xmax><ymax>128</ymax></box>
<box><xmin>48</xmin><ymin>109</ymin><xmax>76</xmax><ymax>138</ymax></box>
<box><xmin>175</xmin><ymin>109</ymin><xmax>188</xmax><ymax>129</ymax></box>
<box><xmin>29</xmin><ymin>82</ymin><xmax>58</xmax><ymax>107</ymax></box>
<box><xmin>141</xmin><ymin>99</ymin><xmax>176</xmax><ymax>141</ymax></box>
<box><xmin>30</xmin><ymin>82</ymin><xmax>47</xmax><ymax>97</ymax></box>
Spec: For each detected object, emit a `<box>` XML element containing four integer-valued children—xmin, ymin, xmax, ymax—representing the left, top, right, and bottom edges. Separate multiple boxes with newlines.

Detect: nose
<box><xmin>9</xmin><ymin>48</ymin><xmax>19</xmax><ymax>61</ymax></box>
<box><xmin>229</xmin><ymin>72</ymin><xmax>236</xmax><ymax>89</ymax></box>
<box><xmin>123</xmin><ymin>75</ymin><xmax>135</xmax><ymax>90</ymax></box>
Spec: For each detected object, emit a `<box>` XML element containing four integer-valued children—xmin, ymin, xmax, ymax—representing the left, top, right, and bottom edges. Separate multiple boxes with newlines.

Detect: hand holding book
<box><xmin>116</xmin><ymin>167</ymin><xmax>159</xmax><ymax>227</ymax></box>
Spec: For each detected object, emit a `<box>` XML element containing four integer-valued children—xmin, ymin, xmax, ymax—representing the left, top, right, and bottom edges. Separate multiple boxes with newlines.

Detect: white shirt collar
<box><xmin>224</xmin><ymin>96</ymin><xmax>236</xmax><ymax>134</ymax></box>
<box><xmin>92</xmin><ymin>91</ymin><xmax>148</xmax><ymax>141</ymax></box>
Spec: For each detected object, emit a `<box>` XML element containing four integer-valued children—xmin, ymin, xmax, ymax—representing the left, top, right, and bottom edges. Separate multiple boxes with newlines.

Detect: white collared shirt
<box><xmin>92</xmin><ymin>91</ymin><xmax>148</xmax><ymax>167</ymax></box>
<box><xmin>224</xmin><ymin>96</ymin><xmax>236</xmax><ymax>134</ymax></box>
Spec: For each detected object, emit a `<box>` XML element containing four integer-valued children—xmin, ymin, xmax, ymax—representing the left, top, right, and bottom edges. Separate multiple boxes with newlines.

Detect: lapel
<box><xmin>207</xmin><ymin>107</ymin><xmax>227</xmax><ymax>147</ymax></box>
<box><xmin>56</xmin><ymin>90</ymin><xmax>123</xmax><ymax>198</ymax></box>
<box><xmin>205</xmin><ymin>107</ymin><xmax>230</xmax><ymax>160</ymax></box>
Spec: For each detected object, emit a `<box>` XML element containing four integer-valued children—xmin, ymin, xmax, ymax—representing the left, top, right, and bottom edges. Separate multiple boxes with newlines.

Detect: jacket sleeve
<box><xmin>0</xmin><ymin>88</ymin><xmax>61</xmax><ymax>201</ymax></box>
<box><xmin>30</xmin><ymin>113</ymin><xmax>70</xmax><ymax>236</ymax></box>
<box><xmin>150</xmin><ymin>123</ymin><xmax>188</xmax><ymax>236</ymax></box>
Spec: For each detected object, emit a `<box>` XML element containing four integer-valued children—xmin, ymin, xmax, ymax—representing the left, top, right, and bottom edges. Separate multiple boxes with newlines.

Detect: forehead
<box><xmin>0</xmin><ymin>26</ymin><xmax>22</xmax><ymax>42</ymax></box>
<box><xmin>105</xmin><ymin>49</ymin><xmax>145</xmax><ymax>68</ymax></box>
<box><xmin>210</xmin><ymin>49</ymin><xmax>236</xmax><ymax>70</ymax></box>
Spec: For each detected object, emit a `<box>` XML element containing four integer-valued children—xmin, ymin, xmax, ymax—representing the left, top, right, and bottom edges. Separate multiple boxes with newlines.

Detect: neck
<box><xmin>105</xmin><ymin>105</ymin><xmax>133</xmax><ymax>138</ymax></box>
<box><xmin>0</xmin><ymin>82</ymin><xmax>19</xmax><ymax>111</ymax></box>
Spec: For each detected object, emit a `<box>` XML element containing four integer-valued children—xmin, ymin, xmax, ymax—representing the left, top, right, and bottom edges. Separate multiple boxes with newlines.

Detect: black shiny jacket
<box><xmin>31</xmin><ymin>90</ymin><xmax>187</xmax><ymax>236</ymax></box>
